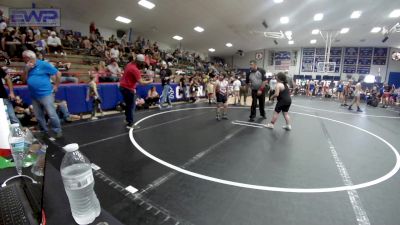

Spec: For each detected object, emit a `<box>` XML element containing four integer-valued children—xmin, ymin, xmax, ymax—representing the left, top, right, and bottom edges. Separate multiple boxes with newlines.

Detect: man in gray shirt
<box><xmin>246</xmin><ymin>60</ymin><xmax>267</xmax><ymax>122</ymax></box>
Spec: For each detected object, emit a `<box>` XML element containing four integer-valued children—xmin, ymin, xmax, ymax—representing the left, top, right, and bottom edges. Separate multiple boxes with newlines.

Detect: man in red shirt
<box><xmin>120</xmin><ymin>54</ymin><xmax>153</xmax><ymax>129</ymax></box>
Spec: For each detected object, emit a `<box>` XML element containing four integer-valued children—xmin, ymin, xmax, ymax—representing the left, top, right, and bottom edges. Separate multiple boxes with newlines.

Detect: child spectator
<box><xmin>86</xmin><ymin>74</ymin><xmax>103</xmax><ymax>120</ymax></box>
<box><xmin>232</xmin><ymin>76</ymin><xmax>241</xmax><ymax>105</ymax></box>
<box><xmin>206</xmin><ymin>79</ymin><xmax>215</xmax><ymax>104</ymax></box>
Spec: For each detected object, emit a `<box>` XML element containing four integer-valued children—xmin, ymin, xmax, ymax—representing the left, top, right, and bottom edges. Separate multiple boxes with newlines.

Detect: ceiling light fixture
<box><xmin>340</xmin><ymin>27</ymin><xmax>350</xmax><ymax>34</ymax></box>
<box><xmin>274</xmin><ymin>0</ymin><xmax>284</xmax><ymax>3</ymax></box>
<box><xmin>138</xmin><ymin>0</ymin><xmax>155</xmax><ymax>9</ymax></box>
<box><xmin>370</xmin><ymin>27</ymin><xmax>382</xmax><ymax>33</ymax></box>
<box><xmin>389</xmin><ymin>9</ymin><xmax>400</xmax><ymax>18</ymax></box>
<box><xmin>209</xmin><ymin>48</ymin><xmax>216</xmax><ymax>52</ymax></box>
<box><xmin>226</xmin><ymin>43</ymin><xmax>233</xmax><ymax>47</ymax></box>
<box><xmin>194</xmin><ymin>26</ymin><xmax>204</xmax><ymax>32</ymax></box>
<box><xmin>311</xmin><ymin>29</ymin><xmax>320</xmax><ymax>35</ymax></box>
<box><xmin>288</xmin><ymin>40</ymin><xmax>294</xmax><ymax>45</ymax></box>
<box><xmin>350</xmin><ymin>11</ymin><xmax>362</xmax><ymax>19</ymax></box>
<box><xmin>173</xmin><ymin>35</ymin><xmax>183</xmax><ymax>41</ymax></box>
<box><xmin>310</xmin><ymin>39</ymin><xmax>317</xmax><ymax>44</ymax></box>
<box><xmin>314</xmin><ymin>13</ymin><xmax>324</xmax><ymax>21</ymax></box>
<box><xmin>115</xmin><ymin>16</ymin><xmax>131</xmax><ymax>24</ymax></box>
<box><xmin>280</xmin><ymin>16</ymin><xmax>289</xmax><ymax>24</ymax></box>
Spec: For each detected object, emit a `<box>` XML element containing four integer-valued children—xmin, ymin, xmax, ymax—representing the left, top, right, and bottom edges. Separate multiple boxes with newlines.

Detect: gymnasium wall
<box><xmin>223</xmin><ymin>46</ymin><xmax>400</xmax><ymax>82</ymax></box>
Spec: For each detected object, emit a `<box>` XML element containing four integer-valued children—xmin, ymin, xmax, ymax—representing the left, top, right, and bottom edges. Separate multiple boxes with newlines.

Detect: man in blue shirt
<box><xmin>22</xmin><ymin>50</ymin><xmax>63</xmax><ymax>138</ymax></box>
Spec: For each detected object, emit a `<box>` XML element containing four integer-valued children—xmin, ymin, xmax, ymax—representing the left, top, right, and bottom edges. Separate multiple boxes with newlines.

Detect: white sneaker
<box><xmin>54</xmin><ymin>51</ymin><xmax>58</xmax><ymax>55</ymax></box>
<box><xmin>60</xmin><ymin>52</ymin><xmax>64</xmax><ymax>56</ymax></box>
<box><xmin>91</xmin><ymin>116</ymin><xmax>98</xmax><ymax>120</ymax></box>
<box><xmin>265</xmin><ymin>123</ymin><xmax>274</xmax><ymax>129</ymax></box>
<box><xmin>282</xmin><ymin>125</ymin><xmax>292</xmax><ymax>130</ymax></box>
<box><xmin>167</xmin><ymin>105</ymin><xmax>172</xmax><ymax>108</ymax></box>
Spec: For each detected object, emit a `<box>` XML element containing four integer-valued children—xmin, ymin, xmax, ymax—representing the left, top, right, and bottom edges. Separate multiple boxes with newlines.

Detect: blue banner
<box><xmin>373</xmin><ymin>48</ymin><xmax>388</xmax><ymax>57</ymax></box>
<box><xmin>359</xmin><ymin>47</ymin><xmax>373</xmax><ymax>57</ymax></box>
<box><xmin>373</xmin><ymin>57</ymin><xmax>387</xmax><ymax>65</ymax></box>
<box><xmin>358</xmin><ymin>58</ymin><xmax>372</xmax><ymax>65</ymax></box>
<box><xmin>274</xmin><ymin>51</ymin><xmax>291</xmax><ymax>60</ymax></box>
<box><xmin>9</xmin><ymin>8</ymin><xmax>60</xmax><ymax>27</ymax></box>
<box><xmin>344</xmin><ymin>57</ymin><xmax>358</xmax><ymax>65</ymax></box>
<box><xmin>301</xmin><ymin>57</ymin><xmax>314</xmax><ymax>72</ymax></box>
<box><xmin>303</xmin><ymin>48</ymin><xmax>315</xmax><ymax>56</ymax></box>
<box><xmin>316</xmin><ymin>48</ymin><xmax>326</xmax><ymax>56</ymax></box>
<box><xmin>343</xmin><ymin>65</ymin><xmax>357</xmax><ymax>74</ymax></box>
<box><xmin>329</xmin><ymin>57</ymin><xmax>341</xmax><ymax>64</ymax></box>
<box><xmin>330</xmin><ymin>47</ymin><xmax>342</xmax><ymax>56</ymax></box>
<box><xmin>345</xmin><ymin>47</ymin><xmax>359</xmax><ymax>56</ymax></box>
<box><xmin>357</xmin><ymin>66</ymin><xmax>371</xmax><ymax>74</ymax></box>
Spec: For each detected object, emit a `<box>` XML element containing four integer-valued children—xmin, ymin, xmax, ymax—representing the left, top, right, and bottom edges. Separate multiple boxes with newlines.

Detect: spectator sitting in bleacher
<box><xmin>94</xmin><ymin>36</ymin><xmax>106</xmax><ymax>53</ymax></box>
<box><xmin>110</xmin><ymin>44</ymin><xmax>120</xmax><ymax>61</ymax></box>
<box><xmin>102</xmin><ymin>58</ymin><xmax>121</xmax><ymax>82</ymax></box>
<box><xmin>34</xmin><ymin>34</ymin><xmax>47</xmax><ymax>55</ymax></box>
<box><xmin>54</xmin><ymin>61</ymin><xmax>78</xmax><ymax>83</ymax></box>
<box><xmin>24</xmin><ymin>29</ymin><xmax>36</xmax><ymax>52</ymax></box>
<box><xmin>2</xmin><ymin>28</ymin><xmax>22</xmax><ymax>58</ymax></box>
<box><xmin>47</xmin><ymin>31</ymin><xmax>66</xmax><ymax>55</ymax></box>
<box><xmin>81</xmin><ymin>36</ymin><xmax>92</xmax><ymax>53</ymax></box>
<box><xmin>104</xmin><ymin>46</ymin><xmax>112</xmax><ymax>63</ymax></box>
<box><xmin>146</xmin><ymin>86</ymin><xmax>160</xmax><ymax>106</ymax></box>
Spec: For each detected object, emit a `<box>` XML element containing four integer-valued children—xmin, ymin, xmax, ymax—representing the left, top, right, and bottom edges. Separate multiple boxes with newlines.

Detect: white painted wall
<box><xmin>0</xmin><ymin>5</ymin><xmax>9</xmax><ymax>17</ymax></box>
<box><xmin>60</xmin><ymin>18</ymin><xmax>115</xmax><ymax>39</ymax></box>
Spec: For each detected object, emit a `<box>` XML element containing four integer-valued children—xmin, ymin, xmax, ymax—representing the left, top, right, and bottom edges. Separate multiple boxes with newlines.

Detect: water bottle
<box><xmin>31</xmin><ymin>144</ymin><xmax>47</xmax><ymax>176</ymax></box>
<box><xmin>8</xmin><ymin>123</ymin><xmax>25</xmax><ymax>175</ymax></box>
<box><xmin>61</xmin><ymin>143</ymin><xmax>100</xmax><ymax>225</ymax></box>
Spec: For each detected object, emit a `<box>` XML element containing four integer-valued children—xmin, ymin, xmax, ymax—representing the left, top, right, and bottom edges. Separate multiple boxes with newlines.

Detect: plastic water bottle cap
<box><xmin>63</xmin><ymin>143</ymin><xmax>79</xmax><ymax>152</ymax></box>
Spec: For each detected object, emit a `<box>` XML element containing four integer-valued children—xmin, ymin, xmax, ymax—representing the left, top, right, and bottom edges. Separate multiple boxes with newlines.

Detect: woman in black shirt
<box><xmin>265</xmin><ymin>72</ymin><xmax>292</xmax><ymax>130</ymax></box>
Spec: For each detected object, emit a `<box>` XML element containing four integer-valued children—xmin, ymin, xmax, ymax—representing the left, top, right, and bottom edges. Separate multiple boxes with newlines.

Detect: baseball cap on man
<box><xmin>136</xmin><ymin>54</ymin><xmax>145</xmax><ymax>62</ymax></box>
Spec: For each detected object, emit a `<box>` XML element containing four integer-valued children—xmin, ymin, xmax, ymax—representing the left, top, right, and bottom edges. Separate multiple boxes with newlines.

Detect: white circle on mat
<box><xmin>129</xmin><ymin>107</ymin><xmax>400</xmax><ymax>193</ymax></box>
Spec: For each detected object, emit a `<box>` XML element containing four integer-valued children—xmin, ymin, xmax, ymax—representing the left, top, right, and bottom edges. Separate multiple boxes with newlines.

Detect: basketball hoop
<box><xmin>319</xmin><ymin>30</ymin><xmax>340</xmax><ymax>74</ymax></box>
<box><xmin>317</xmin><ymin>62</ymin><xmax>336</xmax><ymax>73</ymax></box>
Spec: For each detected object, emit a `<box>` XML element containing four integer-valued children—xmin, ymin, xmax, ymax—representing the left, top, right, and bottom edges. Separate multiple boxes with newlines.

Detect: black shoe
<box><xmin>261</xmin><ymin>115</ymin><xmax>267</xmax><ymax>119</ymax></box>
<box><xmin>357</xmin><ymin>108</ymin><xmax>363</xmax><ymax>112</ymax></box>
<box><xmin>344</xmin><ymin>104</ymin><xmax>349</xmax><ymax>106</ymax></box>
<box><xmin>348</xmin><ymin>107</ymin><xmax>352</xmax><ymax>110</ymax></box>
<box><xmin>5</xmin><ymin>59</ymin><xmax>11</xmax><ymax>65</ymax></box>
<box><xmin>248</xmin><ymin>118</ymin><xmax>255</xmax><ymax>122</ymax></box>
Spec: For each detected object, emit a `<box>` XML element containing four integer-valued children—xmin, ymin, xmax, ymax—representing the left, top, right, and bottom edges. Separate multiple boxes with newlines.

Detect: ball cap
<box><xmin>136</xmin><ymin>54</ymin><xmax>145</xmax><ymax>62</ymax></box>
